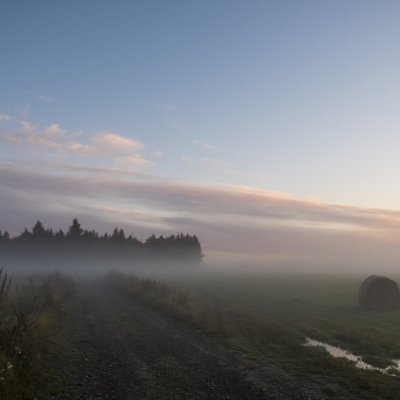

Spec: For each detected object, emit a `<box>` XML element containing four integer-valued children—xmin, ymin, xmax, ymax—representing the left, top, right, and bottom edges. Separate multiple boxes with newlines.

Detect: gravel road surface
<box><xmin>47</xmin><ymin>279</ymin><xmax>362</xmax><ymax>400</ymax></box>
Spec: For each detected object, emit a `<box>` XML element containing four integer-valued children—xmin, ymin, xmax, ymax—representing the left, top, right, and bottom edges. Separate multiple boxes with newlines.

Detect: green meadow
<box><xmin>107</xmin><ymin>271</ymin><xmax>400</xmax><ymax>399</ymax></box>
<box><xmin>182</xmin><ymin>273</ymin><xmax>400</xmax><ymax>362</ymax></box>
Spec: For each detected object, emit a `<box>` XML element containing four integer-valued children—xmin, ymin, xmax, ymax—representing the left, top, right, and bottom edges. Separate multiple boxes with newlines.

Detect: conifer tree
<box><xmin>66</xmin><ymin>218</ymin><xmax>83</xmax><ymax>241</ymax></box>
<box><xmin>32</xmin><ymin>221</ymin><xmax>45</xmax><ymax>237</ymax></box>
<box><xmin>18</xmin><ymin>228</ymin><xmax>32</xmax><ymax>243</ymax></box>
<box><xmin>55</xmin><ymin>229</ymin><xmax>65</xmax><ymax>239</ymax></box>
<box><xmin>118</xmin><ymin>229</ymin><xmax>125</xmax><ymax>241</ymax></box>
<box><xmin>145</xmin><ymin>234</ymin><xmax>157</xmax><ymax>246</ymax></box>
<box><xmin>111</xmin><ymin>228</ymin><xmax>119</xmax><ymax>244</ymax></box>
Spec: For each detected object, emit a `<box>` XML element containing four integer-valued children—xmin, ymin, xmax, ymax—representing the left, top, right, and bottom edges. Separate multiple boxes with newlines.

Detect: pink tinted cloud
<box><xmin>1</xmin><ymin>164</ymin><xmax>400</xmax><ymax>233</ymax></box>
<box><xmin>2</xmin><ymin>164</ymin><xmax>400</xmax><ymax>269</ymax></box>
<box><xmin>2</xmin><ymin>122</ymin><xmax>152</xmax><ymax>167</ymax></box>
<box><xmin>3</xmin><ymin>121</ymin><xmax>66</xmax><ymax>148</ymax></box>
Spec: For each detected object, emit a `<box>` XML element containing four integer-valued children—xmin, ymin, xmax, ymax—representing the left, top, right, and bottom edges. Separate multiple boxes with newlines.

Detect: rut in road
<box><xmin>48</xmin><ymin>279</ymin><xmax>360</xmax><ymax>400</ymax></box>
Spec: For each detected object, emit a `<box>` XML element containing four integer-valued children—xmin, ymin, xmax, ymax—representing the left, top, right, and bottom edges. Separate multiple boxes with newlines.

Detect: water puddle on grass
<box><xmin>305</xmin><ymin>338</ymin><xmax>400</xmax><ymax>376</ymax></box>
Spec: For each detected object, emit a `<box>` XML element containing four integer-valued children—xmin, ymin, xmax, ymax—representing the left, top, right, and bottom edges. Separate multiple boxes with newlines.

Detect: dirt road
<box><xmin>47</xmin><ymin>279</ymin><xmax>360</xmax><ymax>400</ymax></box>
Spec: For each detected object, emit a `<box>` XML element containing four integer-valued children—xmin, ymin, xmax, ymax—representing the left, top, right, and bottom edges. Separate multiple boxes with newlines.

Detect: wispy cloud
<box><xmin>0</xmin><ymin>115</ymin><xmax>11</xmax><ymax>121</ymax></box>
<box><xmin>181</xmin><ymin>156</ymin><xmax>193</xmax><ymax>162</ymax></box>
<box><xmin>71</xmin><ymin>133</ymin><xmax>151</xmax><ymax>166</ymax></box>
<box><xmin>193</xmin><ymin>140</ymin><xmax>218</xmax><ymax>149</ymax></box>
<box><xmin>163</xmin><ymin>102</ymin><xmax>179</xmax><ymax>111</ymax></box>
<box><xmin>38</xmin><ymin>95</ymin><xmax>53</xmax><ymax>103</ymax></box>
<box><xmin>169</xmin><ymin>122</ymin><xmax>184</xmax><ymax>130</ymax></box>
<box><xmin>202</xmin><ymin>143</ymin><xmax>218</xmax><ymax>149</ymax></box>
<box><xmin>78</xmin><ymin>132</ymin><xmax>144</xmax><ymax>156</ymax></box>
<box><xmin>3</xmin><ymin>121</ymin><xmax>66</xmax><ymax>147</ymax></box>
<box><xmin>201</xmin><ymin>158</ymin><xmax>222</xmax><ymax>167</ymax></box>
<box><xmin>15</xmin><ymin>105</ymin><xmax>30</xmax><ymax>119</ymax></box>
<box><xmin>201</xmin><ymin>158</ymin><xmax>244</xmax><ymax>176</ymax></box>
<box><xmin>2</xmin><ymin>163</ymin><xmax>400</xmax><ymax>233</ymax></box>
<box><xmin>223</xmin><ymin>169</ymin><xmax>243</xmax><ymax>175</ymax></box>
<box><xmin>2</xmin><ymin>163</ymin><xmax>400</xmax><ymax>268</ymax></box>
<box><xmin>2</xmin><ymin>121</ymin><xmax>152</xmax><ymax>167</ymax></box>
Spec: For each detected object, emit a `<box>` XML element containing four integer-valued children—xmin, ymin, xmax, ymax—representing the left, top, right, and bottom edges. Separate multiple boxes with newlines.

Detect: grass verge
<box><xmin>0</xmin><ymin>269</ymin><xmax>75</xmax><ymax>399</ymax></box>
<box><xmin>104</xmin><ymin>270</ymin><xmax>226</xmax><ymax>336</ymax></box>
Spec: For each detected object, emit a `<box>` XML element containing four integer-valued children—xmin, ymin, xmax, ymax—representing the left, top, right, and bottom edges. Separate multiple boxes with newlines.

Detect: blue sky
<box><xmin>2</xmin><ymin>1</ymin><xmax>400</xmax><ymax>269</ymax></box>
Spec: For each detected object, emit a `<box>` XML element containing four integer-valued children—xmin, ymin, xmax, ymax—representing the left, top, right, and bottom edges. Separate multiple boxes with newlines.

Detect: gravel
<box><xmin>46</xmin><ymin>279</ymin><xmax>362</xmax><ymax>400</ymax></box>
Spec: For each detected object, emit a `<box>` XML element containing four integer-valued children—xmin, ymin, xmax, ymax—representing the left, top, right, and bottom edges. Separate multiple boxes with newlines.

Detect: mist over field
<box><xmin>2</xmin><ymin>2</ymin><xmax>400</xmax><ymax>279</ymax></box>
<box><xmin>3</xmin><ymin>2</ymin><xmax>400</xmax><ymax>397</ymax></box>
<box><xmin>3</xmin><ymin>208</ymin><xmax>400</xmax><ymax>276</ymax></box>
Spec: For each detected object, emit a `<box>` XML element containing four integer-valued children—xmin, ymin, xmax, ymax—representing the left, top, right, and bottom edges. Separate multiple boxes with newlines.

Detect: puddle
<box><xmin>305</xmin><ymin>338</ymin><xmax>400</xmax><ymax>376</ymax></box>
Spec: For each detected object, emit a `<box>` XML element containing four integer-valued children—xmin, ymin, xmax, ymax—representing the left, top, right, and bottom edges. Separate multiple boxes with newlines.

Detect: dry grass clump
<box><xmin>0</xmin><ymin>269</ymin><xmax>76</xmax><ymax>399</ymax></box>
<box><xmin>105</xmin><ymin>270</ymin><xmax>225</xmax><ymax>335</ymax></box>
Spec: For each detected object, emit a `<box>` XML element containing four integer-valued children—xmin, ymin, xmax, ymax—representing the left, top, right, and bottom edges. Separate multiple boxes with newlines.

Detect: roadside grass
<box><xmin>106</xmin><ymin>270</ymin><xmax>400</xmax><ymax>399</ymax></box>
<box><xmin>0</xmin><ymin>269</ymin><xmax>76</xmax><ymax>399</ymax></box>
<box><xmin>104</xmin><ymin>270</ymin><xmax>226</xmax><ymax>336</ymax></box>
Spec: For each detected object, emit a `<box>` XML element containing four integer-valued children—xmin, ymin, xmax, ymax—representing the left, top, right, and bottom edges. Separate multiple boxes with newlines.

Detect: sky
<box><xmin>2</xmin><ymin>1</ymin><xmax>400</xmax><ymax>270</ymax></box>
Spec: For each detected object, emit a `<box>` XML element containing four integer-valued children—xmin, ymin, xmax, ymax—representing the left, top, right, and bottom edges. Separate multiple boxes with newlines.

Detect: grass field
<box><xmin>180</xmin><ymin>273</ymin><xmax>400</xmax><ymax>362</ymax></box>
<box><xmin>107</xmin><ymin>270</ymin><xmax>400</xmax><ymax>399</ymax></box>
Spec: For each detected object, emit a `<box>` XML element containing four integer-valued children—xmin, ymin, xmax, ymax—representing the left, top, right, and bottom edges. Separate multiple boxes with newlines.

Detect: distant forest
<box><xmin>0</xmin><ymin>218</ymin><xmax>204</xmax><ymax>262</ymax></box>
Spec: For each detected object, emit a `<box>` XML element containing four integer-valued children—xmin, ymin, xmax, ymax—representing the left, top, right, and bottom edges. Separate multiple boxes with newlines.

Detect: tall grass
<box><xmin>105</xmin><ymin>270</ymin><xmax>226</xmax><ymax>335</ymax></box>
<box><xmin>0</xmin><ymin>269</ymin><xmax>75</xmax><ymax>399</ymax></box>
<box><xmin>104</xmin><ymin>271</ymin><xmax>298</xmax><ymax>354</ymax></box>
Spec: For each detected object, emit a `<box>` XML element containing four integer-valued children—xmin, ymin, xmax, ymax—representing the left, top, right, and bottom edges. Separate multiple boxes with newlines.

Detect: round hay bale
<box><xmin>358</xmin><ymin>275</ymin><xmax>400</xmax><ymax>311</ymax></box>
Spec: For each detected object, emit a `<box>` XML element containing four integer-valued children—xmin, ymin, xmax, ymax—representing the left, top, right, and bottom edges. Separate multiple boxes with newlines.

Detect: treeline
<box><xmin>0</xmin><ymin>218</ymin><xmax>204</xmax><ymax>262</ymax></box>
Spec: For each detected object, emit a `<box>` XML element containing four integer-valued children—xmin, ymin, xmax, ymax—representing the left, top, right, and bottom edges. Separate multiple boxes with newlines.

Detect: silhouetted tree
<box><xmin>66</xmin><ymin>218</ymin><xmax>83</xmax><ymax>241</ymax></box>
<box><xmin>45</xmin><ymin>228</ymin><xmax>54</xmax><ymax>239</ymax></box>
<box><xmin>82</xmin><ymin>229</ymin><xmax>99</xmax><ymax>243</ymax></box>
<box><xmin>111</xmin><ymin>228</ymin><xmax>119</xmax><ymax>244</ymax></box>
<box><xmin>127</xmin><ymin>235</ymin><xmax>142</xmax><ymax>247</ymax></box>
<box><xmin>0</xmin><ymin>219</ymin><xmax>203</xmax><ymax>263</ymax></box>
<box><xmin>145</xmin><ymin>234</ymin><xmax>157</xmax><ymax>247</ymax></box>
<box><xmin>15</xmin><ymin>228</ymin><xmax>32</xmax><ymax>248</ymax></box>
<box><xmin>191</xmin><ymin>235</ymin><xmax>204</xmax><ymax>261</ymax></box>
<box><xmin>55</xmin><ymin>229</ymin><xmax>65</xmax><ymax>239</ymax></box>
<box><xmin>32</xmin><ymin>221</ymin><xmax>46</xmax><ymax>237</ymax></box>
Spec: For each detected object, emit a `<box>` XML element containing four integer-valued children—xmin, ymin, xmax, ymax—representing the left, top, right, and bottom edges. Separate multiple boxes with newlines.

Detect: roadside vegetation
<box><xmin>105</xmin><ymin>270</ymin><xmax>225</xmax><ymax>335</ymax></box>
<box><xmin>0</xmin><ymin>269</ymin><xmax>75</xmax><ymax>399</ymax></box>
<box><xmin>106</xmin><ymin>270</ymin><xmax>400</xmax><ymax>399</ymax></box>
